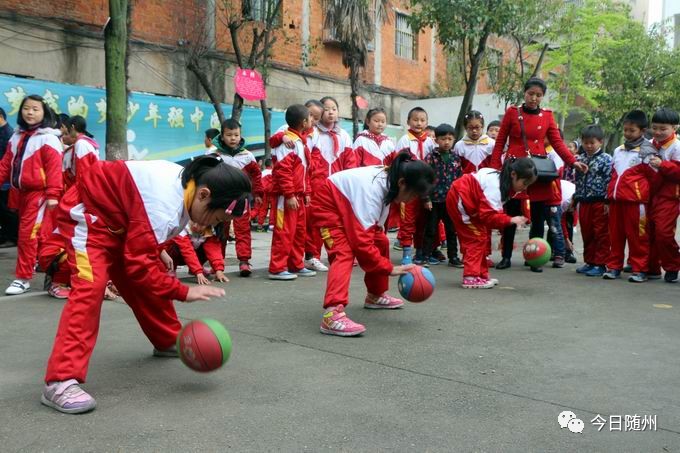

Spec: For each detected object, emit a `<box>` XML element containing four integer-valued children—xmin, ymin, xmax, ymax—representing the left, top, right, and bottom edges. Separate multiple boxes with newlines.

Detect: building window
<box><xmin>487</xmin><ymin>49</ymin><xmax>502</xmax><ymax>86</ymax></box>
<box><xmin>395</xmin><ymin>12</ymin><xmax>417</xmax><ymax>60</ymax></box>
<box><xmin>243</xmin><ymin>0</ymin><xmax>281</xmax><ymax>25</ymax></box>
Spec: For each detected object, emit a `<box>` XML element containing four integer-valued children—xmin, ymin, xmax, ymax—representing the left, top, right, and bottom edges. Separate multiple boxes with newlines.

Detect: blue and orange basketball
<box><xmin>398</xmin><ymin>266</ymin><xmax>436</xmax><ymax>303</ymax></box>
<box><xmin>523</xmin><ymin>238</ymin><xmax>552</xmax><ymax>268</ymax></box>
<box><xmin>176</xmin><ymin>319</ymin><xmax>232</xmax><ymax>372</ymax></box>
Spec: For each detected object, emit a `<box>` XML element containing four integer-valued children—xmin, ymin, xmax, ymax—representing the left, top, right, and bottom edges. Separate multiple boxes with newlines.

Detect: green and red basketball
<box><xmin>176</xmin><ymin>319</ymin><xmax>232</xmax><ymax>372</ymax></box>
<box><xmin>523</xmin><ymin>238</ymin><xmax>552</xmax><ymax>268</ymax></box>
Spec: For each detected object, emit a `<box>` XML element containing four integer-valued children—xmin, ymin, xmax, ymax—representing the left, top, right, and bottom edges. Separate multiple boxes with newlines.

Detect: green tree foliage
<box><xmin>408</xmin><ymin>0</ymin><xmax>548</xmax><ymax>137</ymax></box>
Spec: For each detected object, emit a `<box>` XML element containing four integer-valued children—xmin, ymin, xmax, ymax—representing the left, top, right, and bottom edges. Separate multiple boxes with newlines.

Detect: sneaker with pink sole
<box><xmin>461</xmin><ymin>277</ymin><xmax>494</xmax><ymax>289</ymax></box>
<box><xmin>47</xmin><ymin>283</ymin><xmax>70</xmax><ymax>299</ymax></box>
<box><xmin>320</xmin><ymin>306</ymin><xmax>366</xmax><ymax>336</ymax></box>
<box><xmin>364</xmin><ymin>293</ymin><xmax>404</xmax><ymax>309</ymax></box>
<box><xmin>41</xmin><ymin>379</ymin><xmax>96</xmax><ymax>414</ymax></box>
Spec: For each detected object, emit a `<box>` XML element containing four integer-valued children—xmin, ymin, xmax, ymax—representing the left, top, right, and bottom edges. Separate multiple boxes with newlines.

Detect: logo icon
<box><xmin>558</xmin><ymin>410</ymin><xmax>584</xmax><ymax>434</ymax></box>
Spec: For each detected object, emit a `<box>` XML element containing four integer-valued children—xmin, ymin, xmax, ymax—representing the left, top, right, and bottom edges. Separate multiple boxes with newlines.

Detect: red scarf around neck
<box><xmin>408</xmin><ymin>129</ymin><xmax>428</xmax><ymax>159</ymax></box>
<box><xmin>653</xmin><ymin>133</ymin><xmax>676</xmax><ymax>150</ymax></box>
<box><xmin>359</xmin><ymin>131</ymin><xmax>388</xmax><ymax>146</ymax></box>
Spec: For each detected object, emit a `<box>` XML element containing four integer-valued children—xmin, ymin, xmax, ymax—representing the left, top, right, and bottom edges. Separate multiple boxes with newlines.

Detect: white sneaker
<box><xmin>304</xmin><ymin>258</ymin><xmax>328</xmax><ymax>272</ymax></box>
<box><xmin>5</xmin><ymin>279</ymin><xmax>30</xmax><ymax>295</ymax></box>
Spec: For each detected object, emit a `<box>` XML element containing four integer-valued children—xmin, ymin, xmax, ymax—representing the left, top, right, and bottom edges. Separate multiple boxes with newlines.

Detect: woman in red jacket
<box><xmin>490</xmin><ymin>78</ymin><xmax>588</xmax><ymax>271</ymax></box>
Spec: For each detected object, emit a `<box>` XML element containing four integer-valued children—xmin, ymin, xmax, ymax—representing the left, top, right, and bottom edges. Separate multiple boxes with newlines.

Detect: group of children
<box><xmin>3</xmin><ymin>84</ymin><xmax>680</xmax><ymax>414</ymax></box>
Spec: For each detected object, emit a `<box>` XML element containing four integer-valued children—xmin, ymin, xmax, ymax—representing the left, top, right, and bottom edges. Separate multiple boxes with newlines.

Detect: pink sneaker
<box><xmin>461</xmin><ymin>277</ymin><xmax>494</xmax><ymax>289</ymax></box>
<box><xmin>320</xmin><ymin>306</ymin><xmax>366</xmax><ymax>336</ymax></box>
<box><xmin>41</xmin><ymin>379</ymin><xmax>96</xmax><ymax>414</ymax></box>
<box><xmin>486</xmin><ymin>277</ymin><xmax>499</xmax><ymax>286</ymax></box>
<box><xmin>47</xmin><ymin>283</ymin><xmax>70</xmax><ymax>299</ymax></box>
<box><xmin>364</xmin><ymin>293</ymin><xmax>404</xmax><ymax>309</ymax></box>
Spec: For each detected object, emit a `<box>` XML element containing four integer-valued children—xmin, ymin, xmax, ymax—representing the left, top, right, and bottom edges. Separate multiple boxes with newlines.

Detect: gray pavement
<box><xmin>0</xmin><ymin>229</ymin><xmax>679</xmax><ymax>452</ymax></box>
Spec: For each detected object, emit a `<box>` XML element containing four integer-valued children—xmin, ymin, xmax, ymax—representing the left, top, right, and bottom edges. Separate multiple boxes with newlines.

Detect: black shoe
<box><xmin>496</xmin><ymin>258</ymin><xmax>511</xmax><ymax>270</ymax></box>
<box><xmin>623</xmin><ymin>264</ymin><xmax>633</xmax><ymax>273</ymax></box>
<box><xmin>565</xmin><ymin>252</ymin><xmax>577</xmax><ymax>264</ymax></box>
<box><xmin>552</xmin><ymin>257</ymin><xmax>565</xmax><ymax>268</ymax></box>
<box><xmin>664</xmin><ymin>271</ymin><xmax>679</xmax><ymax>283</ymax></box>
<box><xmin>448</xmin><ymin>257</ymin><xmax>464</xmax><ymax>268</ymax></box>
<box><xmin>530</xmin><ymin>266</ymin><xmax>543</xmax><ymax>273</ymax></box>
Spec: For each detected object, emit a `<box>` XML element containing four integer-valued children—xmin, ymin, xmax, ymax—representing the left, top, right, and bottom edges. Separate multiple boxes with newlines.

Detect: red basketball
<box><xmin>398</xmin><ymin>266</ymin><xmax>436</xmax><ymax>303</ymax></box>
<box><xmin>176</xmin><ymin>319</ymin><xmax>232</xmax><ymax>373</ymax></box>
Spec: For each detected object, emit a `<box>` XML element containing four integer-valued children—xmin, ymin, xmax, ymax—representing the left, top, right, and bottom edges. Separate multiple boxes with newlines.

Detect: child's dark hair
<box><xmin>221</xmin><ymin>118</ymin><xmax>241</xmax><ymax>131</ymax></box>
<box><xmin>0</xmin><ymin>107</ymin><xmax>6</xmax><ymax>120</ymax></box>
<box><xmin>487</xmin><ymin>120</ymin><xmax>501</xmax><ymax>131</ymax></box>
<box><xmin>384</xmin><ymin>152</ymin><xmax>435</xmax><ymax>205</ymax></box>
<box><xmin>500</xmin><ymin>158</ymin><xmax>537</xmax><ymax>203</ymax></box>
<box><xmin>434</xmin><ymin>123</ymin><xmax>456</xmax><ymax>138</ymax></box>
<box><xmin>463</xmin><ymin>110</ymin><xmax>484</xmax><ymax>127</ymax></box>
<box><xmin>580</xmin><ymin>124</ymin><xmax>604</xmax><ymax>141</ymax></box>
<box><xmin>285</xmin><ymin>104</ymin><xmax>309</xmax><ymax>130</ymax></box>
<box><xmin>305</xmin><ymin>99</ymin><xmax>323</xmax><ymax>110</ymax></box>
<box><xmin>523</xmin><ymin>77</ymin><xmax>547</xmax><ymax>94</ymax></box>
<box><xmin>264</xmin><ymin>158</ymin><xmax>272</xmax><ymax>167</ymax></box>
<box><xmin>56</xmin><ymin>113</ymin><xmax>70</xmax><ymax>129</ymax></box>
<box><xmin>205</xmin><ymin>128</ymin><xmax>220</xmax><ymax>140</ymax></box>
<box><xmin>623</xmin><ymin>110</ymin><xmax>648</xmax><ymax>129</ymax></box>
<box><xmin>363</xmin><ymin>107</ymin><xmax>387</xmax><ymax>130</ymax></box>
<box><xmin>407</xmin><ymin>107</ymin><xmax>427</xmax><ymax>121</ymax></box>
<box><xmin>17</xmin><ymin>95</ymin><xmax>56</xmax><ymax>130</ymax></box>
<box><xmin>652</xmin><ymin>108</ymin><xmax>680</xmax><ymax>126</ymax></box>
<box><xmin>425</xmin><ymin>125</ymin><xmax>436</xmax><ymax>132</ymax></box>
<box><xmin>67</xmin><ymin>115</ymin><xmax>94</xmax><ymax>138</ymax></box>
<box><xmin>182</xmin><ymin>155</ymin><xmax>252</xmax><ymax>216</ymax></box>
<box><xmin>320</xmin><ymin>96</ymin><xmax>339</xmax><ymax>109</ymax></box>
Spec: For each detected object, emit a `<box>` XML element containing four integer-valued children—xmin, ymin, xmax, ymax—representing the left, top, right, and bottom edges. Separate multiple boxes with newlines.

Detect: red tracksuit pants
<box><xmin>449</xmin><ymin>216</ymin><xmax>490</xmax><ymax>279</ymax></box>
<box><xmin>256</xmin><ymin>193</ymin><xmax>273</xmax><ymax>227</ymax></box>
<box><xmin>606</xmin><ymin>201</ymin><xmax>649</xmax><ymax>273</ymax></box>
<box><xmin>15</xmin><ymin>190</ymin><xmax>53</xmax><ymax>280</ymax></box>
<box><xmin>648</xmin><ymin>197</ymin><xmax>680</xmax><ymax>273</ymax></box>
<box><xmin>577</xmin><ymin>202</ymin><xmax>610</xmax><ymax>267</ymax></box>
<box><xmin>269</xmin><ymin>195</ymin><xmax>306</xmax><ymax>274</ymax></box>
<box><xmin>38</xmin><ymin>232</ymin><xmax>70</xmax><ymax>287</ymax></box>
<box><xmin>305</xmin><ymin>204</ymin><xmax>323</xmax><ymax>258</ymax></box>
<box><xmin>397</xmin><ymin>199</ymin><xmax>426</xmax><ymax>248</ymax></box>
<box><xmin>321</xmin><ymin>226</ymin><xmax>389</xmax><ymax>308</ymax></box>
<box><xmin>225</xmin><ymin>214</ymin><xmax>252</xmax><ymax>262</ymax></box>
<box><xmin>45</xmin><ymin>192</ymin><xmax>181</xmax><ymax>383</ymax></box>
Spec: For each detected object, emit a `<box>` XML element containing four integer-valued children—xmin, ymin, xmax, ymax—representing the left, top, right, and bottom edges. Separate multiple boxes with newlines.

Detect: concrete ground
<box><xmin>0</xmin><ymin>228</ymin><xmax>679</xmax><ymax>452</ymax></box>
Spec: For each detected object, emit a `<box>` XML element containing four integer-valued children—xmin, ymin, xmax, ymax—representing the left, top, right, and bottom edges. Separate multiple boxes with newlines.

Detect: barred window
<box><xmin>243</xmin><ymin>0</ymin><xmax>281</xmax><ymax>25</ymax></box>
<box><xmin>395</xmin><ymin>12</ymin><xmax>417</xmax><ymax>60</ymax></box>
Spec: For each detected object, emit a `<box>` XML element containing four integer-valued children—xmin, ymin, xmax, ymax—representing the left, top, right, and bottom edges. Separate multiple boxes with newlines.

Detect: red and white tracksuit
<box><xmin>395</xmin><ymin>131</ymin><xmax>435</xmax><ymax>248</ymax></box>
<box><xmin>160</xmin><ymin>226</ymin><xmax>224</xmax><ymax>275</ymax></box>
<box><xmin>353</xmin><ymin>132</ymin><xmax>396</xmax><ymax>167</ymax></box>
<box><xmin>648</xmin><ymin>135</ymin><xmax>680</xmax><ymax>274</ymax></box>
<box><xmin>606</xmin><ymin>145</ymin><xmax>655</xmax><ymax>272</ymax></box>
<box><xmin>218</xmin><ymin>149</ymin><xmax>263</xmax><ymax>262</ymax></box>
<box><xmin>446</xmin><ymin>168</ymin><xmax>513</xmax><ymax>279</ymax></box>
<box><xmin>45</xmin><ymin>160</ymin><xmax>191</xmax><ymax>383</ymax></box>
<box><xmin>310</xmin><ymin>166</ymin><xmax>393</xmax><ymax>308</ymax></box>
<box><xmin>269</xmin><ymin>129</ymin><xmax>311</xmax><ymax>274</ymax></box>
<box><xmin>306</xmin><ymin>123</ymin><xmax>356</xmax><ymax>258</ymax></box>
<box><xmin>453</xmin><ymin>134</ymin><xmax>495</xmax><ymax>174</ymax></box>
<box><xmin>40</xmin><ymin>135</ymin><xmax>101</xmax><ymax>285</ymax></box>
<box><xmin>0</xmin><ymin>127</ymin><xmax>63</xmax><ymax>280</ymax></box>
<box><xmin>257</xmin><ymin>168</ymin><xmax>273</xmax><ymax>227</ymax></box>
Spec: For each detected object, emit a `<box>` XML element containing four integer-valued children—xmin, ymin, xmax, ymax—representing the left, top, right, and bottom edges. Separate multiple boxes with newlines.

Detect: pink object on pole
<box><xmin>356</xmin><ymin>96</ymin><xmax>369</xmax><ymax>109</ymax></box>
<box><xmin>234</xmin><ymin>68</ymin><xmax>267</xmax><ymax>101</ymax></box>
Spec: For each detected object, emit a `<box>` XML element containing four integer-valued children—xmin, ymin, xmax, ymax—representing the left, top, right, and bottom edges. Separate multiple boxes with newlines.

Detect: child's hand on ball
<box><xmin>196</xmin><ymin>273</ymin><xmax>211</xmax><ymax>285</ymax></box>
<box><xmin>391</xmin><ymin>264</ymin><xmax>415</xmax><ymax>276</ymax></box>
<box><xmin>185</xmin><ymin>286</ymin><xmax>225</xmax><ymax>302</ymax></box>
<box><xmin>510</xmin><ymin>216</ymin><xmax>528</xmax><ymax>227</ymax></box>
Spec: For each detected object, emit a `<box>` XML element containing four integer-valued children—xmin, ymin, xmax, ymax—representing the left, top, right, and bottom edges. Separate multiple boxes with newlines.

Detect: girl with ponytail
<box><xmin>310</xmin><ymin>152</ymin><xmax>435</xmax><ymax>337</ymax></box>
<box><xmin>446</xmin><ymin>158</ymin><xmax>536</xmax><ymax>289</ymax></box>
<box><xmin>41</xmin><ymin>155</ymin><xmax>251</xmax><ymax>414</ymax></box>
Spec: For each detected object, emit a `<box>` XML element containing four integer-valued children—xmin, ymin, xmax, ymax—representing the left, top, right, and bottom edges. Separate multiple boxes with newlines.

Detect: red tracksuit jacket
<box><xmin>490</xmin><ymin>106</ymin><xmax>576</xmax><ymax>201</ymax></box>
<box><xmin>312</xmin><ymin>165</ymin><xmax>394</xmax><ymax>275</ymax></box>
<box><xmin>453</xmin><ymin>134</ymin><xmax>495</xmax><ymax>174</ymax></box>
<box><xmin>607</xmin><ymin>145</ymin><xmax>655</xmax><ymax>202</ymax></box>
<box><xmin>450</xmin><ymin>168</ymin><xmax>513</xmax><ymax>230</ymax></box>
<box><xmin>310</xmin><ymin>123</ymin><xmax>356</xmax><ymax>188</ymax></box>
<box><xmin>271</xmin><ymin>129</ymin><xmax>311</xmax><ymax>198</ymax></box>
<box><xmin>78</xmin><ymin>160</ymin><xmax>193</xmax><ymax>301</ymax></box>
<box><xmin>0</xmin><ymin>126</ymin><xmax>62</xmax><ymax>198</ymax></box>
<box><xmin>353</xmin><ymin>132</ymin><xmax>396</xmax><ymax>166</ymax></box>
<box><xmin>650</xmin><ymin>136</ymin><xmax>680</xmax><ymax>200</ymax></box>
<box><xmin>63</xmin><ymin>134</ymin><xmax>99</xmax><ymax>190</ymax></box>
<box><xmin>394</xmin><ymin>130</ymin><xmax>435</xmax><ymax>162</ymax></box>
<box><xmin>161</xmin><ymin>226</ymin><xmax>224</xmax><ymax>275</ymax></box>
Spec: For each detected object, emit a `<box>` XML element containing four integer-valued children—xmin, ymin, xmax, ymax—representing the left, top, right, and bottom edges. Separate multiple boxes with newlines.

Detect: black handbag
<box><xmin>517</xmin><ymin>107</ymin><xmax>559</xmax><ymax>183</ymax></box>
